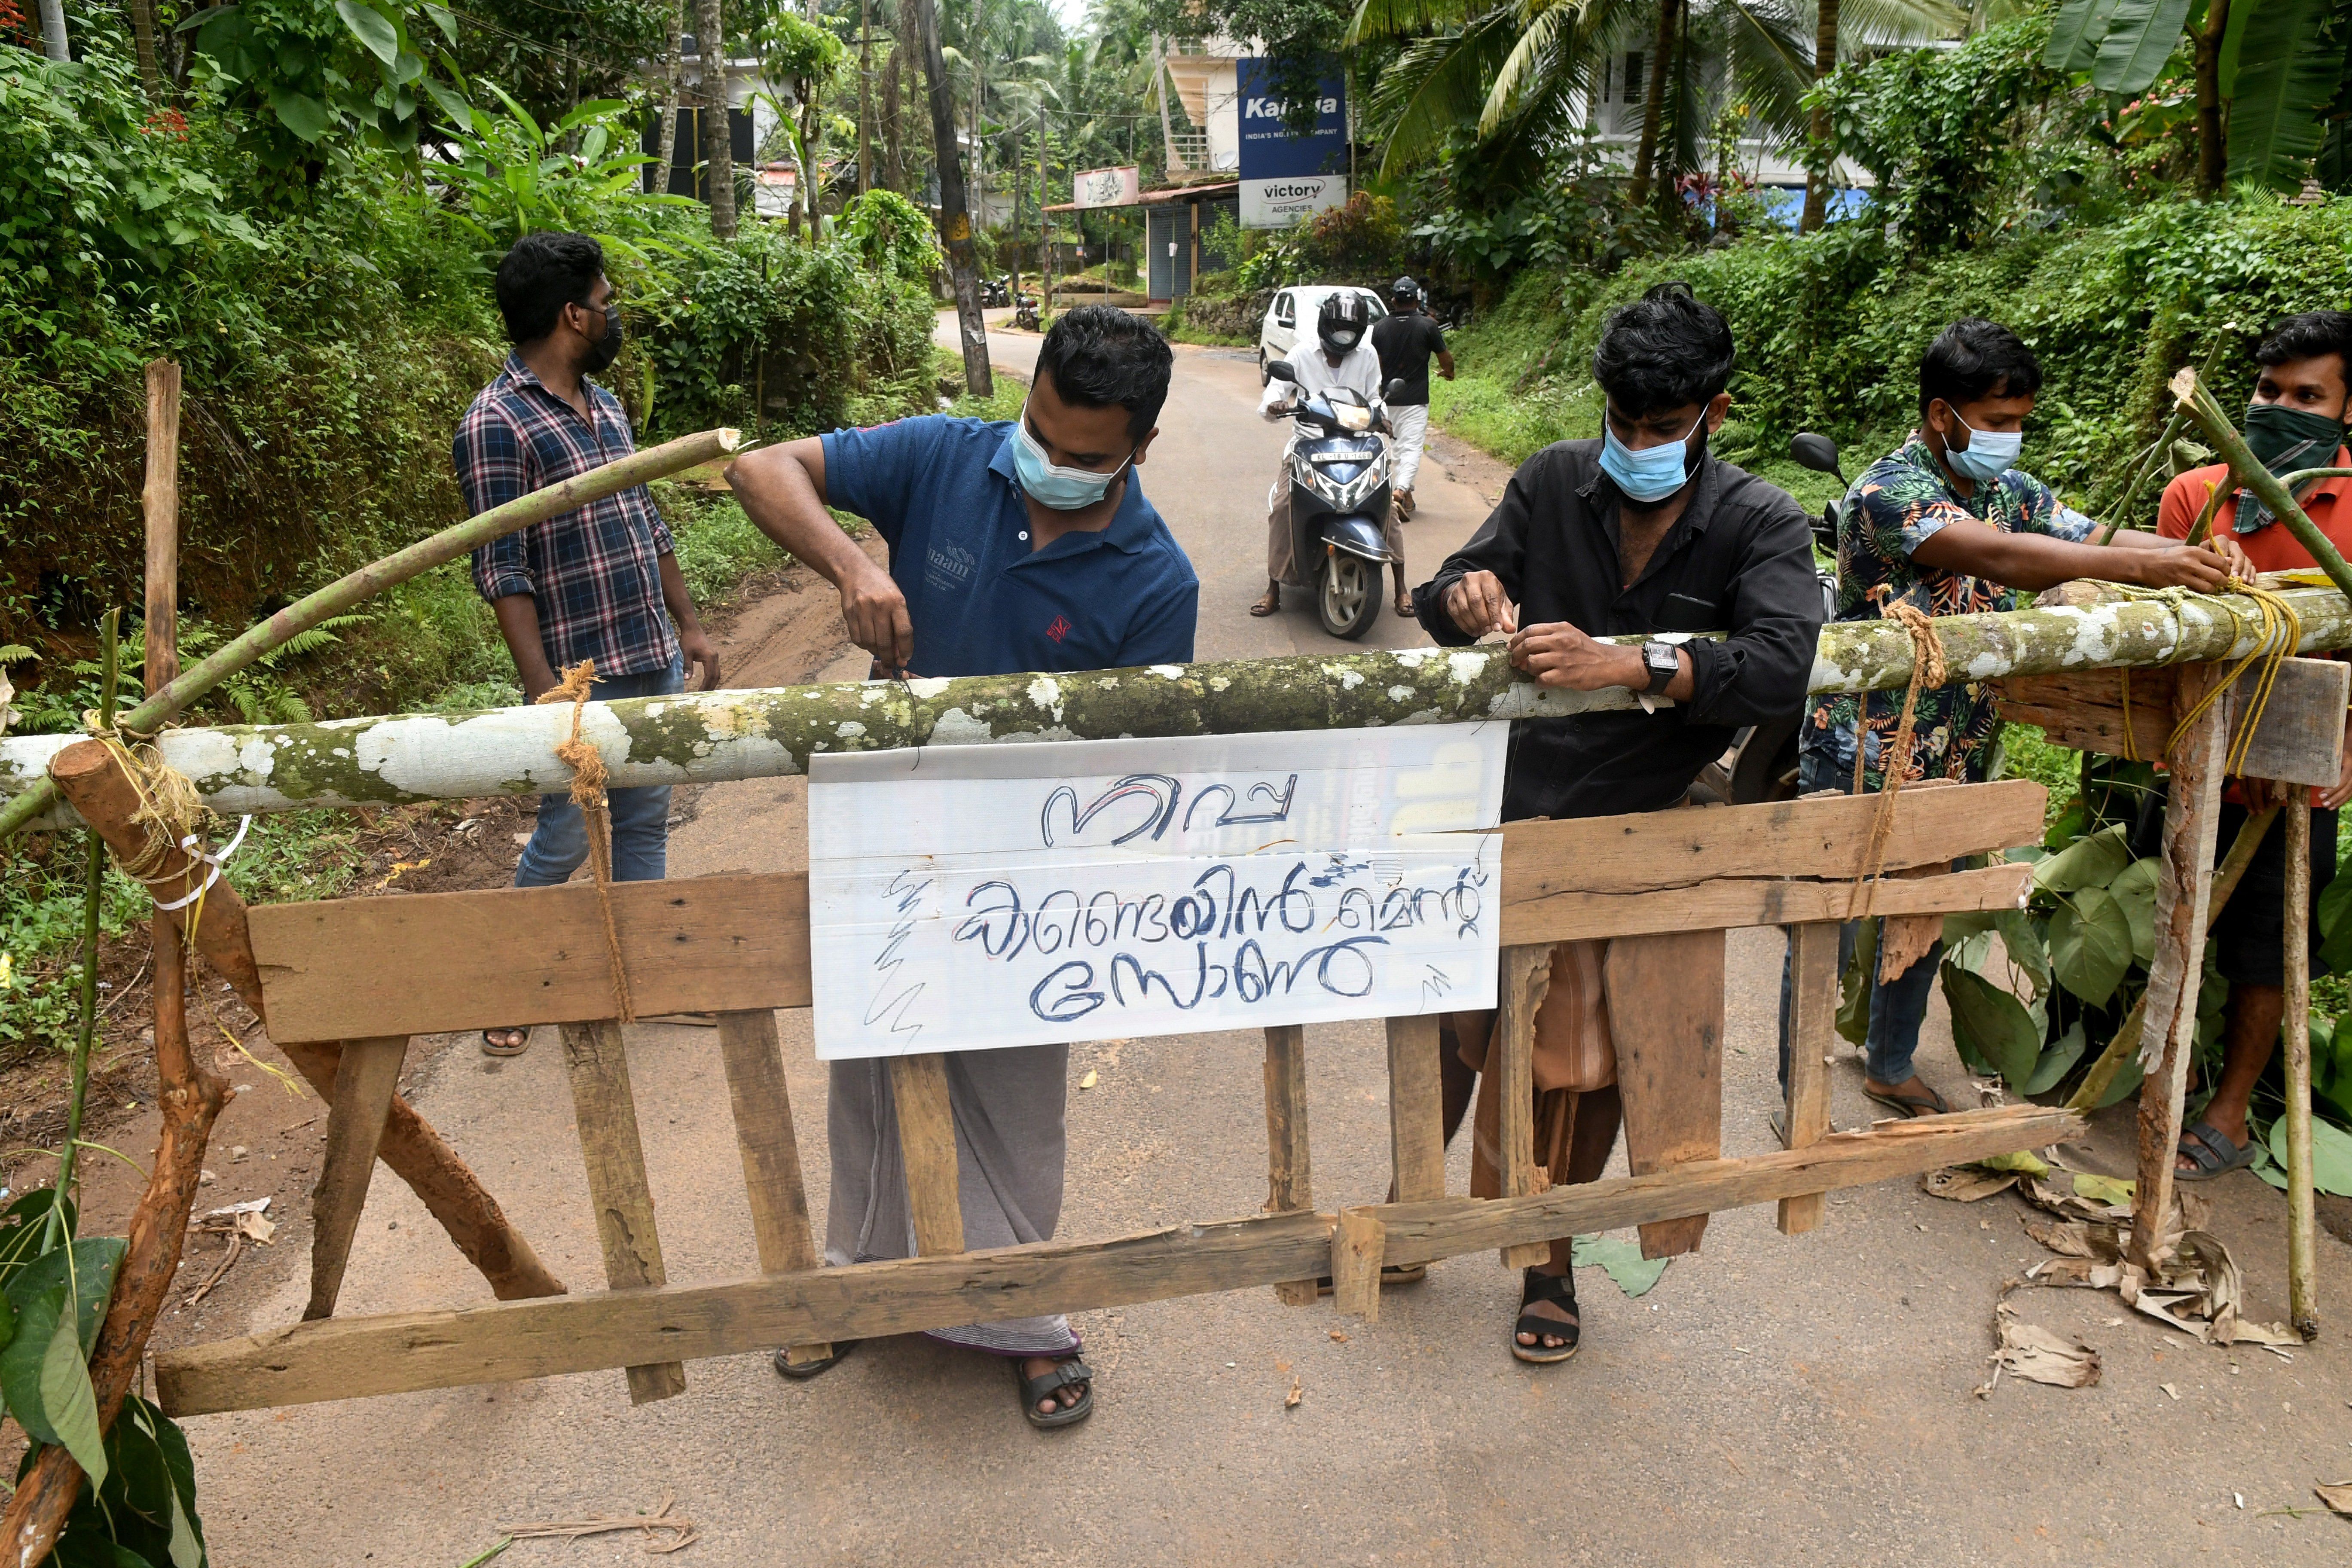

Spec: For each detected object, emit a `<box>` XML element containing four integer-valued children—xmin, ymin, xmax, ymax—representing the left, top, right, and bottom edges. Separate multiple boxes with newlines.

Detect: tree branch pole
<box><xmin>2169</xmin><ymin>367</ymin><xmax>2352</xmax><ymax>598</ymax></box>
<box><xmin>0</xmin><ymin>427</ymin><xmax>738</xmax><ymax>841</ymax></box>
<box><xmin>12</xmin><ymin>586</ymin><xmax>2352</xmax><ymax>824</ymax></box>
<box><xmin>2093</xmin><ymin>336</ymin><xmax>2233</xmax><ymax>546</ymax></box>
<box><xmin>2284</xmin><ymin>797</ymin><xmax>2320</xmax><ymax>1337</ymax></box>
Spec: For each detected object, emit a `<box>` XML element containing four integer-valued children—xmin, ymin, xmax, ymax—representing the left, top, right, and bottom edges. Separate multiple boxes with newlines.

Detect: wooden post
<box><xmin>1778</xmin><ymin>921</ymin><xmax>1840</xmax><ymax>1235</ymax></box>
<box><xmin>559</xmin><ymin>1020</ymin><xmax>687</xmax><ymax>1403</ymax></box>
<box><xmin>1385</xmin><ymin>1013</ymin><xmax>1446</xmax><ymax>1203</ymax></box>
<box><xmin>43</xmin><ymin>741</ymin><xmax>568</xmax><ymax>1303</ymax></box>
<box><xmin>717</xmin><ymin>1009</ymin><xmax>833</xmax><ymax>1367</ymax></box>
<box><xmin>888</xmin><ymin>1052</ymin><xmax>964</xmax><ymax>1255</ymax></box>
<box><xmin>1329</xmin><ymin>1208</ymin><xmax>1386</xmax><ymax>1322</ymax></box>
<box><xmin>302</xmin><ymin>1035</ymin><xmax>408</xmax><ymax>1320</ymax></box>
<box><xmin>1494</xmin><ymin>945</ymin><xmax>1554</xmax><ymax>1268</ymax></box>
<box><xmin>1609</xmin><ymin>930</ymin><xmax>1727</xmax><ymax>1259</ymax></box>
<box><xmin>1262</xmin><ymin>1024</ymin><xmax>1317</xmax><ymax>1304</ymax></box>
<box><xmin>2130</xmin><ymin>667</ymin><xmax>2231</xmax><ymax>1270</ymax></box>
<box><xmin>2284</xmin><ymin>798</ymin><xmax>2320</xmax><ymax>1337</ymax></box>
<box><xmin>142</xmin><ymin>359</ymin><xmax>180</xmax><ymax>682</ymax></box>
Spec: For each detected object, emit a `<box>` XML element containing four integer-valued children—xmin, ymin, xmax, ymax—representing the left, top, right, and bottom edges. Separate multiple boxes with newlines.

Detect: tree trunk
<box><xmin>1627</xmin><ymin>0</ymin><xmax>1681</xmax><ymax>204</ymax></box>
<box><xmin>37</xmin><ymin>0</ymin><xmax>69</xmax><ymax>61</ymax></box>
<box><xmin>15</xmin><ymin>588</ymin><xmax>2352</xmax><ymax>822</ymax></box>
<box><xmin>1798</xmin><ymin>0</ymin><xmax>1839</xmax><ymax>234</ymax></box>
<box><xmin>858</xmin><ymin>0</ymin><xmax>875</xmax><ymax>194</ymax></box>
<box><xmin>800</xmin><ymin>85</ymin><xmax>823</xmax><ymax>236</ymax></box>
<box><xmin>127</xmin><ymin>0</ymin><xmax>162</xmax><ymax>97</ymax></box>
<box><xmin>912</xmin><ymin>0</ymin><xmax>993</xmax><ymax>396</ymax></box>
<box><xmin>971</xmin><ymin>0</ymin><xmax>988</xmax><ymax>218</ymax></box>
<box><xmin>698</xmin><ymin>0</ymin><xmax>737</xmax><ymax>237</ymax></box>
<box><xmin>658</xmin><ymin>0</ymin><xmax>685</xmax><ymax>197</ymax></box>
<box><xmin>2194</xmin><ymin>0</ymin><xmax>2231</xmax><ymax>196</ymax></box>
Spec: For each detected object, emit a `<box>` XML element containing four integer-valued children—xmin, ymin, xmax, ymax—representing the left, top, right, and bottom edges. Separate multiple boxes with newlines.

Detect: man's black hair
<box><xmin>2256</xmin><ymin>310</ymin><xmax>2352</xmax><ymax>377</ymax></box>
<box><xmin>1591</xmin><ymin>282</ymin><xmax>1735</xmax><ymax>417</ymax></box>
<box><xmin>495</xmin><ymin>232</ymin><xmax>605</xmax><ymax>344</ymax></box>
<box><xmin>1035</xmin><ymin>304</ymin><xmax>1175</xmax><ymax>440</ymax></box>
<box><xmin>1918</xmin><ymin>318</ymin><xmax>2042</xmax><ymax>417</ymax></box>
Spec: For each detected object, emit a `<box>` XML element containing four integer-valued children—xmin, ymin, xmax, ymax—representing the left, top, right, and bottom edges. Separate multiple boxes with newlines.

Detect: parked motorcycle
<box><xmin>1014</xmin><ymin>292</ymin><xmax>1041</xmax><ymax>333</ymax></box>
<box><xmin>1265</xmin><ymin>361</ymin><xmax>1405</xmax><ymax>641</ymax></box>
<box><xmin>1690</xmin><ymin>432</ymin><xmax>1848</xmax><ymax>806</ymax></box>
<box><xmin>981</xmin><ymin>274</ymin><xmax>1011</xmax><ymax>308</ymax></box>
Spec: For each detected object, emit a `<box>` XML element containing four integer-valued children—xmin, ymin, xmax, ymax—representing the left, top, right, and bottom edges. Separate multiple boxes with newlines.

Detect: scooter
<box><xmin>981</xmin><ymin>274</ymin><xmax>1011</xmax><ymax>308</ymax></box>
<box><xmin>1265</xmin><ymin>360</ymin><xmax>1405</xmax><ymax>641</ymax></box>
<box><xmin>1689</xmin><ymin>431</ymin><xmax>1848</xmax><ymax>806</ymax></box>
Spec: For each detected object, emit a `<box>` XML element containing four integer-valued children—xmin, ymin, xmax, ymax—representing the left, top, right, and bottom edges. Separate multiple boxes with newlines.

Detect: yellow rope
<box><xmin>2106</xmin><ymin>579</ymin><xmax>2302</xmax><ymax>774</ymax></box>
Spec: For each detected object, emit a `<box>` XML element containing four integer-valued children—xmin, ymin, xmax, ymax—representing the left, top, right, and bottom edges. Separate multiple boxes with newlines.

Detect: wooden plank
<box><xmin>252</xmin><ymin>871</ymin><xmax>813</xmax><ymax>1043</ymax></box>
<box><xmin>715</xmin><ymin>1009</ymin><xmax>831</xmax><ymax>1368</ymax></box>
<box><xmin>1330</xmin><ymin>1209</ymin><xmax>1385</xmax><ymax>1322</ymax></box>
<box><xmin>1607</xmin><ymin>931</ymin><xmax>1725</xmax><ymax>1259</ymax></box>
<box><xmin>1494</xmin><ymin>945</ymin><xmax>1554</xmax><ymax>1269</ymax></box>
<box><xmin>1997</xmin><ymin>659</ymin><xmax>2346</xmax><ymax>785</ymax></box>
<box><xmin>887</xmin><ymin>1053</ymin><xmax>964</xmax><ymax>1256</ymax></box>
<box><xmin>1497</xmin><ymin>780</ymin><xmax>2044</xmax><ymax>895</ymax></box>
<box><xmin>2284</xmin><ymin>800</ymin><xmax>2321</xmax><ymax>1338</ymax></box>
<box><xmin>2130</xmin><ymin>669</ymin><xmax>2230</xmax><ymax>1271</ymax></box>
<box><xmin>1993</xmin><ymin>668</ymin><xmax>2175</xmax><ymax>761</ymax></box>
<box><xmin>1778</xmin><ymin>923</ymin><xmax>1840</xmax><ymax>1235</ymax></box>
<box><xmin>1500</xmin><ymin>861</ymin><xmax>2032</xmax><ymax>947</ymax></box>
<box><xmin>1384</xmin><ymin>1014</ymin><xmax>1446</xmax><ymax>1203</ymax></box>
<box><xmin>153</xmin><ymin>1105</ymin><xmax>2082</xmax><ymax>1418</ymax></box>
<box><xmin>302</xmin><ymin>1036</ymin><xmax>407</xmax><ymax>1321</ymax></box>
<box><xmin>2235</xmin><ymin>657</ymin><xmax>2350</xmax><ymax>787</ymax></box>
<box><xmin>559</xmin><ymin>1020</ymin><xmax>686</xmax><ymax>1403</ymax></box>
<box><xmin>249</xmin><ymin>804</ymin><xmax>2037</xmax><ymax>1046</ymax></box>
<box><xmin>1262</xmin><ymin>1024</ymin><xmax>1317</xmax><ymax>1305</ymax></box>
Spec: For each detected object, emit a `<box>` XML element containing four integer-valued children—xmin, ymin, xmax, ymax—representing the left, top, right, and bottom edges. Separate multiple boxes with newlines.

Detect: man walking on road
<box><xmin>1252</xmin><ymin>291</ymin><xmax>1412</xmax><ymax>619</ymax></box>
<box><xmin>1371</xmin><ymin>276</ymin><xmax>1453</xmax><ymax>519</ymax></box>
<box><xmin>1412</xmin><ymin>281</ymin><xmax>1825</xmax><ymax>1365</ymax></box>
<box><xmin>726</xmin><ymin>304</ymin><xmax>1195</xmax><ymax>1429</ymax></box>
<box><xmin>455</xmin><ymin>232</ymin><xmax>721</xmax><ymax>1058</ymax></box>
<box><xmin>1793</xmin><ymin>318</ymin><xmax>2245</xmax><ymax>1124</ymax></box>
<box><xmin>2153</xmin><ymin>310</ymin><xmax>2352</xmax><ymax>1180</ymax></box>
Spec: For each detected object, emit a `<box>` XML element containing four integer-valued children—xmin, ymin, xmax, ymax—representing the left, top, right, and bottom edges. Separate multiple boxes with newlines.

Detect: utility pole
<box><xmin>913</xmin><ymin>0</ymin><xmax>992</xmax><ymax>396</ymax></box>
<box><xmin>697</xmin><ymin>0</ymin><xmax>737</xmax><ymax>236</ymax></box>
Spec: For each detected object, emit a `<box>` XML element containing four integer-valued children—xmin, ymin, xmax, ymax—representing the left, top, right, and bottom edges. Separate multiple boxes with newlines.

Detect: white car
<box><xmin>1258</xmin><ymin>285</ymin><xmax>1392</xmax><ymax>384</ymax></box>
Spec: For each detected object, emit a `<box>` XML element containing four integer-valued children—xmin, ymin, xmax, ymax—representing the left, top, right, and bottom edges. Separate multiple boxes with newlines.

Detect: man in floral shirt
<box><xmin>1787</xmin><ymin>318</ymin><xmax>2244</xmax><ymax>1124</ymax></box>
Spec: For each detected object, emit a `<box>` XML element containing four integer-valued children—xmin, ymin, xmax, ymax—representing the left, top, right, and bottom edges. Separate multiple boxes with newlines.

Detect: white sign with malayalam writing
<box><xmin>1072</xmin><ymin>165</ymin><xmax>1141</xmax><ymax>208</ymax></box>
<box><xmin>807</xmin><ymin>724</ymin><xmax>1505</xmax><ymax>1059</ymax></box>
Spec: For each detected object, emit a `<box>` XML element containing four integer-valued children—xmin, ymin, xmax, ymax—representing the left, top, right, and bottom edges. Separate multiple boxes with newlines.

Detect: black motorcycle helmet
<box><xmin>1317</xmin><ymin>292</ymin><xmax>1370</xmax><ymax>355</ymax></box>
<box><xmin>1388</xmin><ymin>276</ymin><xmax>1419</xmax><ymax>313</ymax></box>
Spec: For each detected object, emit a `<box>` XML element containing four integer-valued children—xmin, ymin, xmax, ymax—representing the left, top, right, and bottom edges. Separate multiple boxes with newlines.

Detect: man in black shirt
<box><xmin>1408</xmin><ymin>282</ymin><xmax>1822</xmax><ymax>1366</ymax></box>
<box><xmin>1370</xmin><ymin>277</ymin><xmax>1454</xmax><ymax>519</ymax></box>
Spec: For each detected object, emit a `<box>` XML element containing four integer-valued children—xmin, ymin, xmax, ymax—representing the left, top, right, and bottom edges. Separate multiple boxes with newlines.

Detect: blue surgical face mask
<box><xmin>1008</xmin><ymin>407</ymin><xmax>1134</xmax><ymax>511</ymax></box>
<box><xmin>1943</xmin><ymin>410</ymin><xmax>2022</xmax><ymax>485</ymax></box>
<box><xmin>1601</xmin><ymin>410</ymin><xmax>1706</xmax><ymax>503</ymax></box>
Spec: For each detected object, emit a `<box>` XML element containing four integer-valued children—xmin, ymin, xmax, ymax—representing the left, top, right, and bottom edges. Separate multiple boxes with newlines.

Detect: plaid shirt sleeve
<box><xmin>455</xmin><ymin>398</ymin><xmax>537</xmax><ymax>602</ymax></box>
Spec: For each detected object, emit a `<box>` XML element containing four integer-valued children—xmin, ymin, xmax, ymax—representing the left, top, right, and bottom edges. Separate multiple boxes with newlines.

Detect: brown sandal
<box><xmin>1249</xmin><ymin>588</ymin><xmax>1280</xmax><ymax>617</ymax></box>
<box><xmin>481</xmin><ymin>1027</ymin><xmax>531</xmax><ymax>1057</ymax></box>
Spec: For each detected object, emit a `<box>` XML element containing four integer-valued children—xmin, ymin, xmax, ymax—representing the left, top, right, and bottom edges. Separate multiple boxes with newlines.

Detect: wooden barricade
<box><xmin>150</xmin><ymin>779</ymin><xmax>2068</xmax><ymax>1418</ymax></box>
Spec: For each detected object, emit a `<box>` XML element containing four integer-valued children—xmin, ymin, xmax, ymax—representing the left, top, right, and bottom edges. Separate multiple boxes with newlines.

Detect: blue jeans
<box><xmin>1776</xmin><ymin>748</ymin><xmax>1939</xmax><ymax>1092</ymax></box>
<box><xmin>515</xmin><ymin>659</ymin><xmax>685</xmax><ymax>889</ymax></box>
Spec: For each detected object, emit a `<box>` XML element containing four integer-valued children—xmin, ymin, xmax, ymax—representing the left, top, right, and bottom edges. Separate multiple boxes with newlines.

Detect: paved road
<box><xmin>174</xmin><ymin>320</ymin><xmax>2352</xmax><ymax>1567</ymax></box>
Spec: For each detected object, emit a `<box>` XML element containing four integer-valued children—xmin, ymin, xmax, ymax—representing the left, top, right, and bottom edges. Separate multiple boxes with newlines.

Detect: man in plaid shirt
<box><xmin>455</xmin><ymin>232</ymin><xmax>719</xmax><ymax>1056</ymax></box>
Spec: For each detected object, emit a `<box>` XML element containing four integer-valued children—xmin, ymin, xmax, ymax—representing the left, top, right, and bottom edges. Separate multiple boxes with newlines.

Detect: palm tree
<box><xmin>1352</xmin><ymin>0</ymin><xmax>1962</xmax><ymax>204</ymax></box>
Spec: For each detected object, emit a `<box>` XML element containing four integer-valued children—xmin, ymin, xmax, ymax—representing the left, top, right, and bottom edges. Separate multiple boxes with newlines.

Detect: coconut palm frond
<box><xmin>1348</xmin><ymin>0</ymin><xmax>1486</xmax><ymax>45</ymax></box>
<box><xmin>1777</xmin><ymin>0</ymin><xmax>1967</xmax><ymax>52</ymax></box>
<box><xmin>1481</xmin><ymin>0</ymin><xmax>1582</xmax><ymax>132</ymax></box>
<box><xmin>1373</xmin><ymin>13</ymin><xmax>1528</xmax><ymax>173</ymax></box>
<box><xmin>1714</xmin><ymin>0</ymin><xmax>1817</xmax><ymax>140</ymax></box>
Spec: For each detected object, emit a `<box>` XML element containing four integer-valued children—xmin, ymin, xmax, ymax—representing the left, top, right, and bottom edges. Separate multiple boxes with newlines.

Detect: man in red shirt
<box><xmin>2155</xmin><ymin>309</ymin><xmax>2352</xmax><ymax>1178</ymax></box>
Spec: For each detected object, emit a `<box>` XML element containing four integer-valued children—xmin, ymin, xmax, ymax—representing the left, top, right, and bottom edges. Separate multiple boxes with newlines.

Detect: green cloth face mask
<box><xmin>2235</xmin><ymin>402</ymin><xmax>2347</xmax><ymax>534</ymax></box>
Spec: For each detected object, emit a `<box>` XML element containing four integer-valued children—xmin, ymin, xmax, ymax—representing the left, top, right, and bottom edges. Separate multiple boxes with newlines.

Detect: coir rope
<box><xmin>540</xmin><ymin>660</ymin><xmax>637</xmax><ymax>1022</ymax></box>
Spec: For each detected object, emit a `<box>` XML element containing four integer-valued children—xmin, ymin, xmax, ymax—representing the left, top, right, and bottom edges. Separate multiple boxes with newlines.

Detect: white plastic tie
<box><xmin>152</xmin><ymin>815</ymin><xmax>253</xmax><ymax>913</ymax></box>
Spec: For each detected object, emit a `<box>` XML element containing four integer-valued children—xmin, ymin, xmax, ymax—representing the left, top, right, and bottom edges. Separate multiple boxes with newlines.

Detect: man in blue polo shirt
<box><xmin>726</xmin><ymin>305</ymin><xmax>1195</xmax><ymax>1431</ymax></box>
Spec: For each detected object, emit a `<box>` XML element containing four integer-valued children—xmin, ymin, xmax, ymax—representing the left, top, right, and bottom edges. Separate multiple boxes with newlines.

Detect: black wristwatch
<box><xmin>1640</xmin><ymin>640</ymin><xmax>1679</xmax><ymax>696</ymax></box>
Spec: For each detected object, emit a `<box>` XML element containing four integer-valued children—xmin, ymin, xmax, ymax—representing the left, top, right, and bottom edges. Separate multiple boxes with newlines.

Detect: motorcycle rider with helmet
<box><xmin>1251</xmin><ymin>292</ymin><xmax>1411</xmax><ymax>620</ymax></box>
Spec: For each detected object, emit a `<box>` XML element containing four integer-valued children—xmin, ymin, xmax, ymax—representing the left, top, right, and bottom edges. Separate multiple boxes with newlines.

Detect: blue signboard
<box><xmin>1235</xmin><ymin>57</ymin><xmax>1347</xmax><ymax>180</ymax></box>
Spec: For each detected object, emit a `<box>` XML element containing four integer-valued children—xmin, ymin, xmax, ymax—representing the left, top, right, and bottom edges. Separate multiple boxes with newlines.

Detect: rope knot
<box><xmin>538</xmin><ymin>659</ymin><xmax>635</xmax><ymax>1022</ymax></box>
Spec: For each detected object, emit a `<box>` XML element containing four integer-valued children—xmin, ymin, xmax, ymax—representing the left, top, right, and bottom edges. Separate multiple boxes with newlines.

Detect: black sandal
<box><xmin>1017</xmin><ymin>1355</ymin><xmax>1094</xmax><ymax>1429</ymax></box>
<box><xmin>1512</xmin><ymin>1266</ymin><xmax>1580</xmax><ymax>1365</ymax></box>
<box><xmin>772</xmin><ymin>1339</ymin><xmax>859</xmax><ymax>1380</ymax></box>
